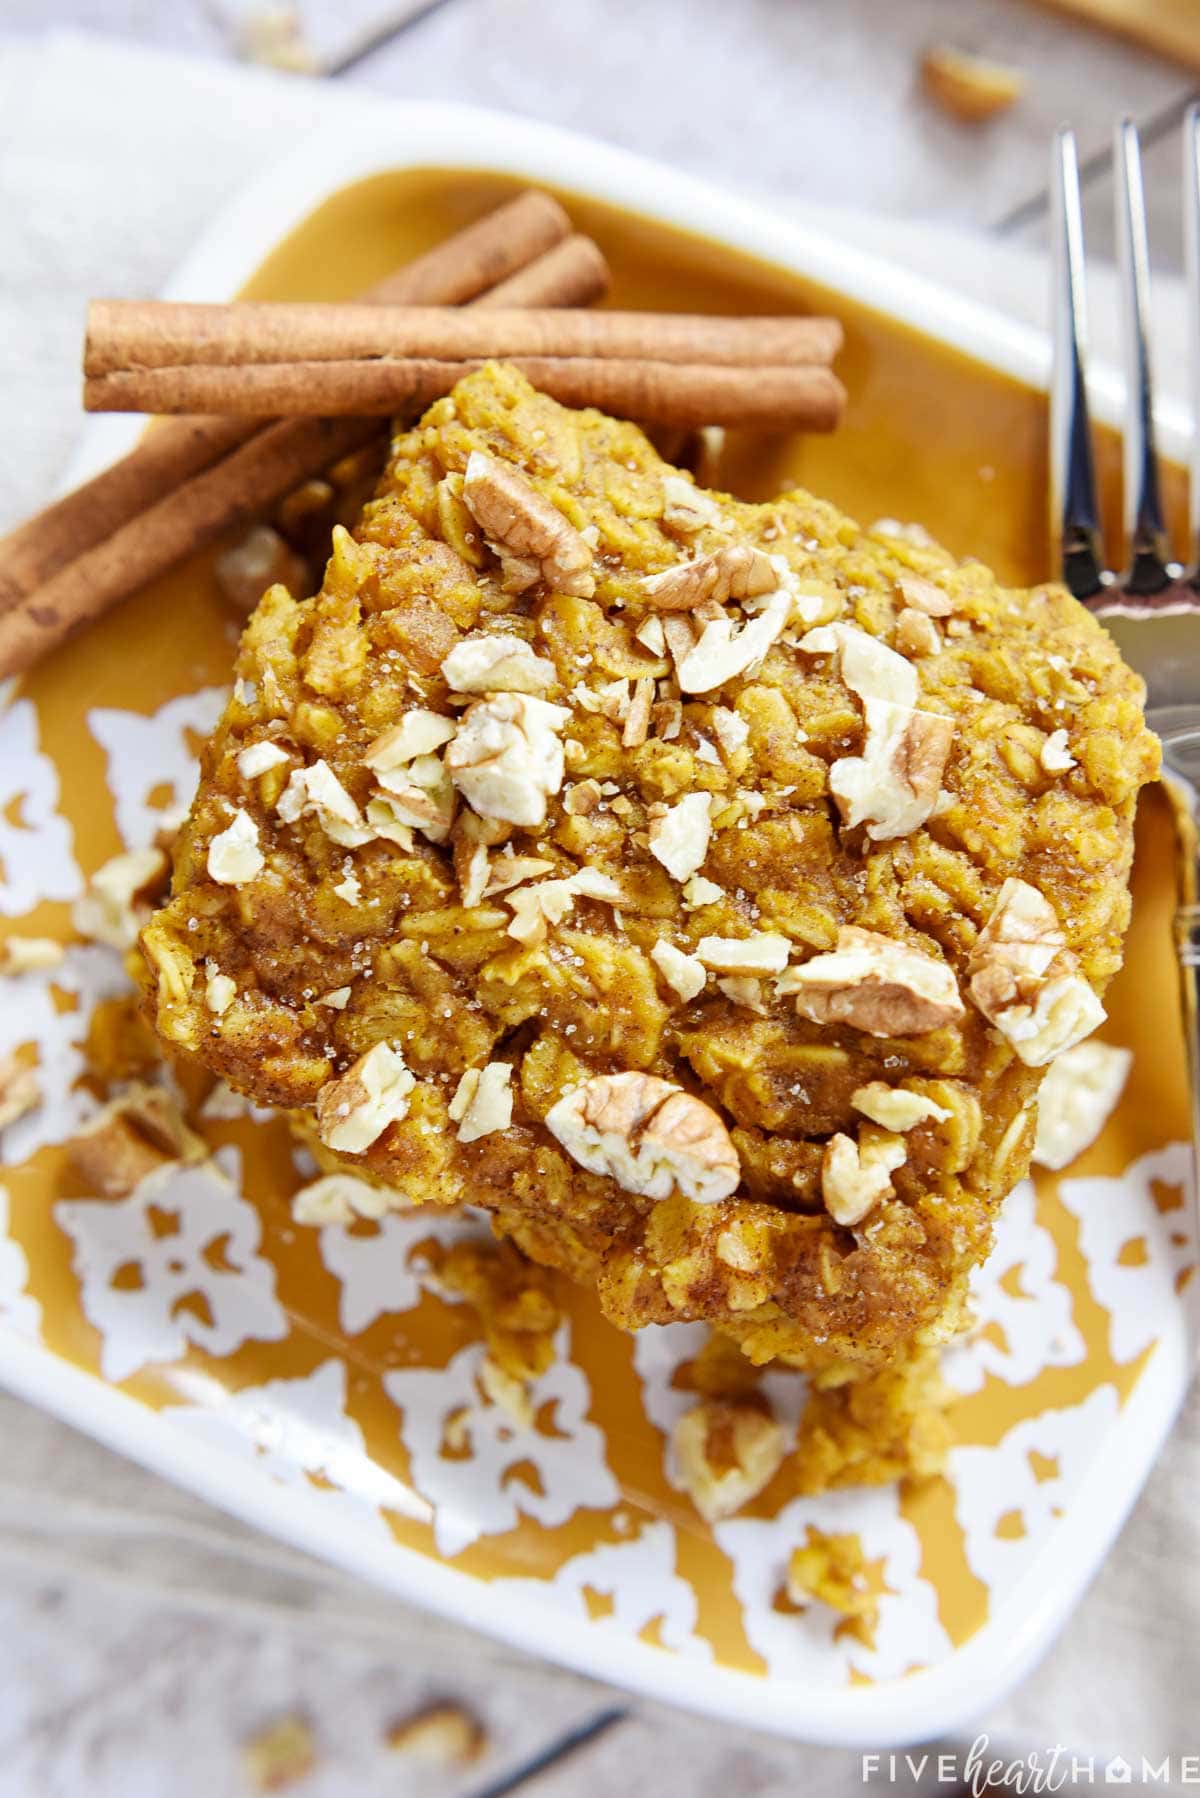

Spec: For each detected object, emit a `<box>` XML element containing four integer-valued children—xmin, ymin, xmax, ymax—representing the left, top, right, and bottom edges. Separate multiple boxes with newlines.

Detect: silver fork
<box><xmin>1051</xmin><ymin>111</ymin><xmax>1200</xmax><ymax>1155</ymax></box>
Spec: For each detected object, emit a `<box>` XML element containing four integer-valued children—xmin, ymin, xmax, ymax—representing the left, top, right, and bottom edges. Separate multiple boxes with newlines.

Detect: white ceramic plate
<box><xmin>3</xmin><ymin>101</ymin><xmax>1197</xmax><ymax>1749</ymax></box>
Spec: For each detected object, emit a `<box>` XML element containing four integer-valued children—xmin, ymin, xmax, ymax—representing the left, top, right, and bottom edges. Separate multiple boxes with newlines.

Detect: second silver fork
<box><xmin>1050</xmin><ymin>110</ymin><xmax>1200</xmax><ymax>1153</ymax></box>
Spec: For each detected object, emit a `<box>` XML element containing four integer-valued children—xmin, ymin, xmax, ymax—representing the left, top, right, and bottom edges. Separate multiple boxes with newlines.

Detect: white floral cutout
<box><xmin>941</xmin><ymin>1180</ymin><xmax>1086</xmax><ymax>1397</ymax></box>
<box><xmin>950</xmin><ymin>1386</ymin><xmax>1119</xmax><ymax>1593</ymax></box>
<box><xmin>0</xmin><ymin>698</ymin><xmax>81</xmax><ymax>916</ymax></box>
<box><xmin>0</xmin><ymin>945</ymin><xmax>130</xmax><ymax>1167</ymax></box>
<box><xmin>164</xmin><ymin>1357</ymin><xmax>430</xmax><ymax>1534</ymax></box>
<box><xmin>633</xmin><ymin>1321</ymin><xmax>710</xmax><ymax>1440</ymax></box>
<box><xmin>388</xmin><ymin>1327</ymin><xmax>618</xmax><ymax>1557</ymax></box>
<box><xmin>55</xmin><ymin>1147</ymin><xmax>288</xmax><ymax>1382</ymax></box>
<box><xmin>1056</xmin><ymin>1143</ymin><xmax>1197</xmax><ymax>1364</ymax></box>
<box><xmin>494</xmin><ymin>1519</ymin><xmax>712</xmax><ymax>1661</ymax></box>
<box><xmin>717</xmin><ymin>1485</ymin><xmax>952</xmax><ymax>1684</ymax></box>
<box><xmin>317</xmin><ymin>1206</ymin><xmax>481</xmax><ymax>1336</ymax></box>
<box><xmin>0</xmin><ymin>1185</ymin><xmax>41</xmax><ymax>1340</ymax></box>
<box><xmin>87</xmin><ymin>686</ymin><xmax>227</xmax><ymax>851</ymax></box>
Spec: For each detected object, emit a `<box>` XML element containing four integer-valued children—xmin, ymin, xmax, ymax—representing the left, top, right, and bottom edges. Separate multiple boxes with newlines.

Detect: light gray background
<box><xmin>1</xmin><ymin>7</ymin><xmax>1198</xmax><ymax>1794</ymax></box>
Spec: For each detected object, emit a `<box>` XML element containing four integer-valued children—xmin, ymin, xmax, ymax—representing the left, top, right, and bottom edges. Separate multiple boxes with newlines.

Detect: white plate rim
<box><xmin>18</xmin><ymin>97</ymin><xmax>1197</xmax><ymax>1748</ymax></box>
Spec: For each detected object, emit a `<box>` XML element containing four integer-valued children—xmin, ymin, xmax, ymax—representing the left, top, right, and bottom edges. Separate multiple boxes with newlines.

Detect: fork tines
<box><xmin>1050</xmin><ymin>109</ymin><xmax>1200</xmax><ymax>609</ymax></box>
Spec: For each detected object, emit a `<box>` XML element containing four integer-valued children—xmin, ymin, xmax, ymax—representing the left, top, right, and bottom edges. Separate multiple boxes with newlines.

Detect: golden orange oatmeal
<box><xmin>141</xmin><ymin>361</ymin><xmax>1158</xmax><ymax>1380</ymax></box>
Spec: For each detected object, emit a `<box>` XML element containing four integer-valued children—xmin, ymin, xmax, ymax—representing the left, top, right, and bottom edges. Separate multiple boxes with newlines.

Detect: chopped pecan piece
<box><xmin>651</xmin><ymin>697</ymin><xmax>683</xmax><ymax>741</ymax></box>
<box><xmin>921</xmin><ymin>44</ymin><xmax>1024</xmax><ymax>123</ymax></box>
<box><xmin>363</xmin><ymin>795</ymin><xmax>414</xmax><ymax>850</ymax></box>
<box><xmin>546</xmin><ymin>1069</ymin><xmax>740</xmax><ymax>1203</ymax></box>
<box><xmin>204</xmin><ymin>963</ymin><xmax>237</xmax><ymax>1015</ymax></box>
<box><xmin>1040</xmin><ymin>728</ymin><xmax>1076</xmax><ymax>773</ymax></box>
<box><xmin>895</xmin><ymin>607</ymin><xmax>941</xmax><ymax>659</ymax></box>
<box><xmin>800</xmin><ymin>623</ymin><xmax>953</xmax><ymax>839</ymax></box>
<box><xmin>292</xmin><ymin>1172</ymin><xmax>393</xmax><ymax>1224</ymax></box>
<box><xmin>683</xmin><ymin>874</ymin><xmax>725</xmax><ymax>910</ymax></box>
<box><xmin>207</xmin><ymin>808</ymin><xmax>265</xmax><ymax>885</ymax></box>
<box><xmin>710</xmin><ymin>705</ymin><xmax>749</xmax><ymax>757</ymax></box>
<box><xmin>672</xmin><ymin>1397</ymin><xmax>784</xmax><ymax>1521</ymax></box>
<box><xmin>448</xmin><ymin>1061</ymin><xmax>514</xmax><ymax>1143</ymax></box>
<box><xmin>441</xmin><ymin>633</ymin><xmax>557</xmax><ymax>694</ymax></box>
<box><xmin>483</xmin><ymin>852</ymin><xmax>556</xmax><ymax>896</ymax></box>
<box><xmin>444</xmin><ymin>693</ymin><xmax>568</xmax><ymax>827</ymax></box>
<box><xmin>363</xmin><ymin>709</ymin><xmax>456</xmax><ymax>769</ymax></box>
<box><xmin>373</xmin><ymin>752</ymin><xmax>456</xmax><ymax>844</ymax></box>
<box><xmin>641</xmin><ymin>544</ymin><xmax>778</xmax><ymax>611</ymax></box>
<box><xmin>504</xmin><ymin>867</ymin><xmax>622</xmax><ymax>945</ymax></box>
<box><xmin>385</xmin><ymin>1703</ymin><xmax>486</xmax><ymax>1767</ymax></box>
<box><xmin>651</xmin><ymin>938</ymin><xmax>708</xmax><ymax>1002</ymax></box>
<box><xmin>315</xmin><ymin>1042</ymin><xmax>415</xmax><ymax>1153</ymax></box>
<box><xmin>635</xmin><ymin>614</ymin><xmax>668</xmax><ymax>655</ymax></box>
<box><xmin>896</xmin><ymin>573</ymin><xmax>955</xmax><ymax>616</ymax></box>
<box><xmin>967</xmin><ymin>878</ymin><xmax>1104</xmax><ymax>1065</ymax></box>
<box><xmin>677</xmin><ymin>590</ymin><xmax>794</xmax><ymax>695</ymax></box>
<box><xmin>1032</xmin><ymin>1039</ymin><xmax>1132</xmax><ymax>1170</ymax></box>
<box><xmin>73</xmin><ymin>846</ymin><xmax>168</xmax><ymax>951</ymax></box>
<box><xmin>276</xmin><ymin>760</ymin><xmax>371</xmax><ymax>847</ymax></box>
<box><xmin>0</xmin><ymin>1055</ymin><xmax>40</xmax><ymax>1132</ymax></box>
<box><xmin>67</xmin><ymin>1083</ymin><xmax>207</xmax><ymax>1197</ymax></box>
<box><xmin>719</xmin><ymin>975</ymin><xmax>769</xmax><ymax>1012</ymax></box>
<box><xmin>622</xmin><ymin>675</ymin><xmax>656</xmax><ymax>747</ymax></box>
<box><xmin>648</xmin><ymin>791</ymin><xmax>712</xmax><ymax>883</ymax></box>
<box><xmin>695</xmin><ymin>933</ymin><xmax>791</xmax><ymax>976</ymax></box>
<box><xmin>563</xmin><ymin>778</ymin><xmax>603</xmax><ymax>817</ymax></box>
<box><xmin>851</xmin><ymin>1082</ymin><xmax>951</xmax><ymax>1130</ymax></box>
<box><xmin>778</xmin><ymin>926</ymin><xmax>963</xmax><ymax>1036</ymax></box>
<box><xmin>236</xmin><ymin>740</ymin><xmax>290</xmax><ymax>780</ymax></box>
<box><xmin>660</xmin><ymin>472</ymin><xmax>727</xmax><ymax>534</ymax></box>
<box><xmin>821</xmin><ymin>1128</ymin><xmax>907</xmax><ymax>1226</ymax></box>
<box><xmin>461</xmin><ymin>450</ymin><xmax>594</xmax><ymax>597</ymax></box>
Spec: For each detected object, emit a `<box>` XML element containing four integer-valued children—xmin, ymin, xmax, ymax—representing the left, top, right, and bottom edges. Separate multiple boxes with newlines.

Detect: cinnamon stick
<box><xmin>85</xmin><ymin>302</ymin><xmax>843</xmax><ymax>375</ymax></box>
<box><xmin>474</xmin><ymin>234</ymin><xmax>609</xmax><ymax>309</ymax></box>
<box><xmin>84</xmin><ymin>357</ymin><xmax>847</xmax><ymax>432</ymax></box>
<box><xmin>0</xmin><ymin>223</ymin><xmax>608</xmax><ymax>681</ymax></box>
<box><xmin>363</xmin><ymin>190</ymin><xmax>569</xmax><ymax>306</ymax></box>
<box><xmin>0</xmin><ymin>416</ymin><xmax>254</xmax><ymax>615</ymax></box>
<box><xmin>0</xmin><ymin>189</ymin><xmax>572</xmax><ymax>615</ymax></box>
<box><xmin>0</xmin><ymin>419</ymin><xmax>379</xmax><ymax>680</ymax></box>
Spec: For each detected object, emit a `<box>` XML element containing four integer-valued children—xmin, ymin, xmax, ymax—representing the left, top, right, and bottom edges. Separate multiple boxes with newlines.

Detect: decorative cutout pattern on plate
<box><xmin>0</xmin><ymin>1186</ymin><xmax>41</xmax><ymax>1340</ymax></box>
<box><xmin>941</xmin><ymin>1180</ymin><xmax>1085</xmax><ymax>1397</ymax></box>
<box><xmin>88</xmin><ymin>688</ymin><xmax>228</xmax><ymax>850</ymax></box>
<box><xmin>56</xmin><ymin>1149</ymin><xmax>289</xmax><ymax>1382</ymax></box>
<box><xmin>0</xmin><ymin>698</ymin><xmax>80</xmax><ymax>915</ymax></box>
<box><xmin>388</xmin><ymin>1328</ymin><xmax>619</xmax><ymax>1557</ymax></box>
<box><xmin>0</xmin><ymin>947</ymin><xmax>130</xmax><ymax>1167</ymax></box>
<box><xmin>164</xmin><ymin>1357</ymin><xmax>431</xmax><ymax>1530</ymax></box>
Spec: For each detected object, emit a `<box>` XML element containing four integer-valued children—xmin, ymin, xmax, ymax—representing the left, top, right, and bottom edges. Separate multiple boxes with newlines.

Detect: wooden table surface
<box><xmin>1</xmin><ymin>4</ymin><xmax>1198</xmax><ymax>1795</ymax></box>
<box><xmin>10</xmin><ymin>0</ymin><xmax>1199</xmax><ymax>265</ymax></box>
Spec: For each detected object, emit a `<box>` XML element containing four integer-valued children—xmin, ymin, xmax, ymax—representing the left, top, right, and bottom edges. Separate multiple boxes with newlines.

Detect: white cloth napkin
<box><xmin>1</xmin><ymin>29</ymin><xmax>1197</xmax><ymax>1789</ymax></box>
